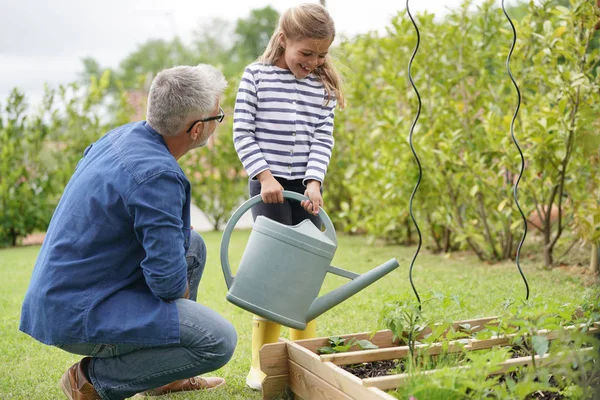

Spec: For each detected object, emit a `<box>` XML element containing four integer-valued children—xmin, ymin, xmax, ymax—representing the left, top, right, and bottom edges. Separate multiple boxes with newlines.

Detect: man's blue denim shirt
<box><xmin>20</xmin><ymin>121</ymin><xmax>191</xmax><ymax>346</ymax></box>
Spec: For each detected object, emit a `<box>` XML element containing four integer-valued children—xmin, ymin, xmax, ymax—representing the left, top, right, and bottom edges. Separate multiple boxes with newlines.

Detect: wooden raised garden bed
<box><xmin>259</xmin><ymin>317</ymin><xmax>600</xmax><ymax>400</ymax></box>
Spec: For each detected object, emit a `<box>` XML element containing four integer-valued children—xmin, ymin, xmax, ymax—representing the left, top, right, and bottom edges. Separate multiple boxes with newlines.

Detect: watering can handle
<box><xmin>220</xmin><ymin>190</ymin><xmax>337</xmax><ymax>289</ymax></box>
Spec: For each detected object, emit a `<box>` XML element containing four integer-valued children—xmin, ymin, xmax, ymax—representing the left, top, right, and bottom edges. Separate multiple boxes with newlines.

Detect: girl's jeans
<box><xmin>56</xmin><ymin>231</ymin><xmax>237</xmax><ymax>400</ymax></box>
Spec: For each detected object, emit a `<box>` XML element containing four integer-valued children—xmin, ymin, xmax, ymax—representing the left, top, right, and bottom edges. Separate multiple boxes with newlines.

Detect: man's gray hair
<box><xmin>146</xmin><ymin>64</ymin><xmax>228</xmax><ymax>137</ymax></box>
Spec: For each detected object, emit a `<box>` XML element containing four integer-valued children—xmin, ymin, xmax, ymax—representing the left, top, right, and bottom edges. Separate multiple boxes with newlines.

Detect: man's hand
<box><xmin>302</xmin><ymin>180</ymin><xmax>322</xmax><ymax>215</ymax></box>
<box><xmin>257</xmin><ymin>170</ymin><xmax>284</xmax><ymax>203</ymax></box>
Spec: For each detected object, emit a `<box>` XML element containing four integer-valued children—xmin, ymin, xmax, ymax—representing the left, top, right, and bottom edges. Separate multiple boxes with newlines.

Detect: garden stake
<box><xmin>405</xmin><ymin>0</ymin><xmax>531</xmax><ymax>304</ymax></box>
<box><xmin>502</xmin><ymin>0</ymin><xmax>530</xmax><ymax>300</ymax></box>
<box><xmin>406</xmin><ymin>0</ymin><xmax>423</xmax><ymax>309</ymax></box>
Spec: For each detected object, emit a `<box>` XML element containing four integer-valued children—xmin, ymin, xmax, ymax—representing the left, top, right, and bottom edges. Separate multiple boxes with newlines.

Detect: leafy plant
<box><xmin>317</xmin><ymin>336</ymin><xmax>378</xmax><ymax>355</ymax></box>
<box><xmin>327</xmin><ymin>0</ymin><xmax>600</xmax><ymax>269</ymax></box>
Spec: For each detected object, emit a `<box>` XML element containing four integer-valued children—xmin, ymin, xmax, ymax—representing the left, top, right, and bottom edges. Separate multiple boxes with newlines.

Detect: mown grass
<box><xmin>0</xmin><ymin>230</ymin><xmax>596</xmax><ymax>399</ymax></box>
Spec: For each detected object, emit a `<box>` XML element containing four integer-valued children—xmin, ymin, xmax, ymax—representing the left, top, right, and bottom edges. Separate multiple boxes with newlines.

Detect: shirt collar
<box><xmin>143</xmin><ymin>121</ymin><xmax>168</xmax><ymax>148</ymax></box>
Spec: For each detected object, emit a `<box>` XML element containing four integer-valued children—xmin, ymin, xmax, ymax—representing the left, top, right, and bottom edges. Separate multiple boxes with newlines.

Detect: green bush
<box><xmin>0</xmin><ymin>71</ymin><xmax>128</xmax><ymax>246</ymax></box>
<box><xmin>328</xmin><ymin>0</ymin><xmax>600</xmax><ymax>266</ymax></box>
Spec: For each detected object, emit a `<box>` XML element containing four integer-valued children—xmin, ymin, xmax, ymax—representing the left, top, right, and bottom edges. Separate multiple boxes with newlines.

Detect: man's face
<box><xmin>190</xmin><ymin>101</ymin><xmax>221</xmax><ymax>149</ymax></box>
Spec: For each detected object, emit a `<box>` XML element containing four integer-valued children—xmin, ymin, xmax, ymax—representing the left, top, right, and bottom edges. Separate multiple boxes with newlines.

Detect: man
<box><xmin>19</xmin><ymin>64</ymin><xmax>237</xmax><ymax>400</ymax></box>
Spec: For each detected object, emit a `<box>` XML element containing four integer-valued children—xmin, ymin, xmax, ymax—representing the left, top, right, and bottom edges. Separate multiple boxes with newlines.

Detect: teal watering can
<box><xmin>220</xmin><ymin>191</ymin><xmax>400</xmax><ymax>330</ymax></box>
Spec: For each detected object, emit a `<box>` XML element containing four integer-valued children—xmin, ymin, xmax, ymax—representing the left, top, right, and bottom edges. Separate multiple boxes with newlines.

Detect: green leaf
<box><xmin>357</xmin><ymin>339</ymin><xmax>379</xmax><ymax>350</ymax></box>
<box><xmin>532</xmin><ymin>335</ymin><xmax>549</xmax><ymax>356</ymax></box>
<box><xmin>317</xmin><ymin>346</ymin><xmax>336</xmax><ymax>354</ymax></box>
<box><xmin>469</xmin><ymin>185</ymin><xmax>479</xmax><ymax>197</ymax></box>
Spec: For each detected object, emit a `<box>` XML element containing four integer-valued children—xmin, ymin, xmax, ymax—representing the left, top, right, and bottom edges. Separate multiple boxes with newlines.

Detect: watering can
<box><xmin>220</xmin><ymin>190</ymin><xmax>400</xmax><ymax>330</ymax></box>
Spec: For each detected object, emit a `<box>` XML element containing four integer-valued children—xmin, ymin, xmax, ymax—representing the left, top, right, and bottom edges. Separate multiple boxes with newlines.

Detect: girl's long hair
<box><xmin>259</xmin><ymin>3</ymin><xmax>345</xmax><ymax>108</ymax></box>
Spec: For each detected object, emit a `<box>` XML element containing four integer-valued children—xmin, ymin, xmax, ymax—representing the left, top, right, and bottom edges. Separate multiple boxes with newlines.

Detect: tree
<box><xmin>517</xmin><ymin>0</ymin><xmax>600</xmax><ymax>266</ymax></box>
<box><xmin>0</xmin><ymin>90</ymin><xmax>55</xmax><ymax>246</ymax></box>
<box><xmin>0</xmin><ymin>71</ymin><xmax>128</xmax><ymax>247</ymax></box>
<box><xmin>231</xmin><ymin>6</ymin><xmax>280</xmax><ymax>66</ymax></box>
<box><xmin>327</xmin><ymin>0</ymin><xmax>600</xmax><ymax>268</ymax></box>
<box><xmin>118</xmin><ymin>37</ymin><xmax>197</xmax><ymax>89</ymax></box>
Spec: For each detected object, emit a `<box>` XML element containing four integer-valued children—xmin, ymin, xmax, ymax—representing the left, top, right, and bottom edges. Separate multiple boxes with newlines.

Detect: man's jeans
<box><xmin>56</xmin><ymin>232</ymin><xmax>237</xmax><ymax>400</ymax></box>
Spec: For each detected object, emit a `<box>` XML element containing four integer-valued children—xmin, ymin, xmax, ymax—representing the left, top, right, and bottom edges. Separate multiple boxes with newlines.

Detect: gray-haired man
<box><xmin>20</xmin><ymin>64</ymin><xmax>237</xmax><ymax>400</ymax></box>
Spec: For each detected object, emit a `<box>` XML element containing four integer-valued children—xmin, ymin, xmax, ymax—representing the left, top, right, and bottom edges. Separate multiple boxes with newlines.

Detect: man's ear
<box><xmin>190</xmin><ymin>122</ymin><xmax>203</xmax><ymax>140</ymax></box>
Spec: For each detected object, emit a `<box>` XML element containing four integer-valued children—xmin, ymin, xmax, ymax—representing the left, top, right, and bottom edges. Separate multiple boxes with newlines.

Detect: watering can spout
<box><xmin>306</xmin><ymin>258</ymin><xmax>400</xmax><ymax>322</ymax></box>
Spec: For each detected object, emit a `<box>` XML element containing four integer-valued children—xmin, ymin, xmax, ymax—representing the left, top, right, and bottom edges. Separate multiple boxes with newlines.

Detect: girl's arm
<box><xmin>304</xmin><ymin>98</ymin><xmax>336</xmax><ymax>186</ymax></box>
<box><xmin>233</xmin><ymin>67</ymin><xmax>269</xmax><ymax>180</ymax></box>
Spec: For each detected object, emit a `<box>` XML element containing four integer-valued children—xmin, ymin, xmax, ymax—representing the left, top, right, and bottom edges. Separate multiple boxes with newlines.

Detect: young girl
<box><xmin>232</xmin><ymin>3</ymin><xmax>345</xmax><ymax>390</ymax></box>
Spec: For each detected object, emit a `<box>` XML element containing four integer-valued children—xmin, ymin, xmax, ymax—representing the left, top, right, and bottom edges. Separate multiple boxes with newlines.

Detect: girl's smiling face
<box><xmin>276</xmin><ymin>36</ymin><xmax>332</xmax><ymax>79</ymax></box>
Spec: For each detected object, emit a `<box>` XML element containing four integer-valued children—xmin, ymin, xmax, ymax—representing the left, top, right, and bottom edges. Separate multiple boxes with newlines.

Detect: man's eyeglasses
<box><xmin>186</xmin><ymin>107</ymin><xmax>225</xmax><ymax>133</ymax></box>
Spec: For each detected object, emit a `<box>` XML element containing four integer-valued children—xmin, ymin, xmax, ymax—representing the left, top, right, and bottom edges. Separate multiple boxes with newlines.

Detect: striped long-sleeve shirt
<box><xmin>233</xmin><ymin>63</ymin><xmax>336</xmax><ymax>184</ymax></box>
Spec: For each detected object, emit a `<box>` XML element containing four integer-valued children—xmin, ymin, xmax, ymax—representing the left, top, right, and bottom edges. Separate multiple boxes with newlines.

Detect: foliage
<box><xmin>328</xmin><ymin>0</ymin><xmax>600</xmax><ymax>267</ymax></box>
<box><xmin>0</xmin><ymin>90</ymin><xmax>56</xmax><ymax>246</ymax></box>
<box><xmin>383</xmin><ymin>295</ymin><xmax>600</xmax><ymax>399</ymax></box>
<box><xmin>516</xmin><ymin>0</ymin><xmax>600</xmax><ymax>266</ymax></box>
<box><xmin>0</xmin><ymin>71</ymin><xmax>126</xmax><ymax>246</ymax></box>
<box><xmin>80</xmin><ymin>6</ymin><xmax>280</xmax><ymax>88</ymax></box>
<box><xmin>230</xmin><ymin>6</ymin><xmax>280</xmax><ymax>68</ymax></box>
<box><xmin>3</xmin><ymin>0</ymin><xmax>600</xmax><ymax>268</ymax></box>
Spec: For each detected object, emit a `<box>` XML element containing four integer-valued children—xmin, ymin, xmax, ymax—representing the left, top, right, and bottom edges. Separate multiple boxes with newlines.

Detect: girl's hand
<box><xmin>257</xmin><ymin>171</ymin><xmax>284</xmax><ymax>203</ymax></box>
<box><xmin>302</xmin><ymin>181</ymin><xmax>322</xmax><ymax>215</ymax></box>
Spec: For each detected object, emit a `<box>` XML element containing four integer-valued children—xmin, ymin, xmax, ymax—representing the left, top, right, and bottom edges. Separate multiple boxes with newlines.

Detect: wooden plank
<box><xmin>293</xmin><ymin>317</ymin><xmax>499</xmax><ymax>354</ymax></box>
<box><xmin>260</xmin><ymin>341</ymin><xmax>289</xmax><ymax>376</ymax></box>
<box><xmin>468</xmin><ymin>324</ymin><xmax>599</xmax><ymax>351</ymax></box>
<box><xmin>293</xmin><ymin>330</ymin><xmax>397</xmax><ymax>354</ymax></box>
<box><xmin>488</xmin><ymin>347</ymin><xmax>596</xmax><ymax>375</ymax></box>
<box><xmin>285</xmin><ymin>338</ymin><xmax>323</xmax><ymax>369</ymax></box>
<box><xmin>288</xmin><ymin>360</ymin><xmax>353</xmax><ymax>400</ymax></box>
<box><xmin>367</xmin><ymin>387</ymin><xmax>402</xmax><ymax>400</ymax></box>
<box><xmin>417</xmin><ymin>316</ymin><xmax>499</xmax><ymax>339</ymax></box>
<box><xmin>322</xmin><ymin>361</ymin><xmax>393</xmax><ymax>400</ymax></box>
<box><xmin>321</xmin><ymin>323</ymin><xmax>599</xmax><ymax>366</ymax></box>
<box><xmin>449</xmin><ymin>316</ymin><xmax>499</xmax><ymax>331</ymax></box>
<box><xmin>468</xmin><ymin>336</ymin><xmax>511</xmax><ymax>350</ymax></box>
<box><xmin>321</xmin><ymin>340</ymin><xmax>471</xmax><ymax>365</ymax></box>
<box><xmin>363</xmin><ymin>366</ymin><xmax>471</xmax><ymax>390</ymax></box>
<box><xmin>261</xmin><ymin>374</ymin><xmax>289</xmax><ymax>400</ymax></box>
<box><xmin>285</xmin><ymin>339</ymin><xmax>393</xmax><ymax>400</ymax></box>
<box><xmin>290</xmin><ymin>317</ymin><xmax>595</xmax><ymax>362</ymax></box>
<box><xmin>320</xmin><ymin>346</ymin><xmax>411</xmax><ymax>365</ymax></box>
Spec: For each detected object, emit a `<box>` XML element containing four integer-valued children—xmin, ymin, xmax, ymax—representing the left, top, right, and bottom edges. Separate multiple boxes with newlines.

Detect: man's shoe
<box><xmin>135</xmin><ymin>376</ymin><xmax>225</xmax><ymax>397</ymax></box>
<box><xmin>59</xmin><ymin>357</ymin><xmax>101</xmax><ymax>400</ymax></box>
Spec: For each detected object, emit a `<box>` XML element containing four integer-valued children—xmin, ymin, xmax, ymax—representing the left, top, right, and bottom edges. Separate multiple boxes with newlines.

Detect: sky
<box><xmin>0</xmin><ymin>0</ymin><xmax>484</xmax><ymax>105</ymax></box>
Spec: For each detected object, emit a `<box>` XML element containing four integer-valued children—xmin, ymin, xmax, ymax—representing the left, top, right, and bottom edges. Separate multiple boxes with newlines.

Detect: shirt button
<box><xmin>290</xmin><ymin>150</ymin><xmax>294</xmax><ymax>155</ymax></box>
<box><xmin>292</xmin><ymin>131</ymin><xmax>296</xmax><ymax>136</ymax></box>
<box><xmin>292</xmin><ymin>101</ymin><xmax>296</xmax><ymax>105</ymax></box>
<box><xmin>288</xmin><ymin>166</ymin><xmax>292</xmax><ymax>170</ymax></box>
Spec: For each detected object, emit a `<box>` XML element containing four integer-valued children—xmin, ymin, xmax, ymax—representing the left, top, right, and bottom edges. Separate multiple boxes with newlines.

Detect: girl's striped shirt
<box><xmin>233</xmin><ymin>63</ymin><xmax>336</xmax><ymax>184</ymax></box>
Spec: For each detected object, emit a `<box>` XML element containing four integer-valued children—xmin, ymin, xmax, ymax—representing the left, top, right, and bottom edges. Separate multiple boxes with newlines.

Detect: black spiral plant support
<box><xmin>502</xmin><ymin>0</ymin><xmax>530</xmax><ymax>300</ymax></box>
<box><xmin>406</xmin><ymin>0</ymin><xmax>423</xmax><ymax>306</ymax></box>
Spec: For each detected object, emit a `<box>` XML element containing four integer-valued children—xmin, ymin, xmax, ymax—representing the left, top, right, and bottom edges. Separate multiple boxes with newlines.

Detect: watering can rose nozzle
<box><xmin>220</xmin><ymin>190</ymin><xmax>400</xmax><ymax>330</ymax></box>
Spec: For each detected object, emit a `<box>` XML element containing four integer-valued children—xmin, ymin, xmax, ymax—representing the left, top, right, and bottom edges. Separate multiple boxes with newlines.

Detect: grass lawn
<box><xmin>0</xmin><ymin>230</ymin><xmax>597</xmax><ymax>399</ymax></box>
